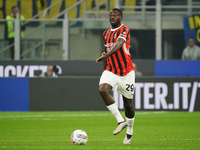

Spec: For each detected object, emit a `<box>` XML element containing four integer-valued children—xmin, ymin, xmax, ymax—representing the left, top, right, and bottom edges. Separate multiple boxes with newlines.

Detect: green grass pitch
<box><xmin>0</xmin><ymin>111</ymin><xmax>199</xmax><ymax>150</ymax></box>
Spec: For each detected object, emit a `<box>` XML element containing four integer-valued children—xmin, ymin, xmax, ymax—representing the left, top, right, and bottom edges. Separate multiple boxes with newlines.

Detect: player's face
<box><xmin>109</xmin><ymin>11</ymin><xmax>122</xmax><ymax>28</ymax></box>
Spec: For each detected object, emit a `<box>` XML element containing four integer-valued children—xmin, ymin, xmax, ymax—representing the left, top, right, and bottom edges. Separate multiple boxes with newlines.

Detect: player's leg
<box><xmin>99</xmin><ymin>83</ymin><xmax>115</xmax><ymax>106</ymax></box>
<box><xmin>116</xmin><ymin>70</ymin><xmax>135</xmax><ymax>144</ymax></box>
<box><xmin>99</xmin><ymin>71</ymin><xmax>126</xmax><ymax>135</ymax></box>
<box><xmin>123</xmin><ymin>96</ymin><xmax>135</xmax><ymax>144</ymax></box>
<box><xmin>123</xmin><ymin>96</ymin><xmax>135</xmax><ymax>118</ymax></box>
<box><xmin>99</xmin><ymin>83</ymin><xmax>127</xmax><ymax>135</ymax></box>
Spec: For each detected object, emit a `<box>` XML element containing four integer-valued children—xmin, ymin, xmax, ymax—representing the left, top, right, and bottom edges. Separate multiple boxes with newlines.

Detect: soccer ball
<box><xmin>71</xmin><ymin>129</ymin><xmax>88</xmax><ymax>145</ymax></box>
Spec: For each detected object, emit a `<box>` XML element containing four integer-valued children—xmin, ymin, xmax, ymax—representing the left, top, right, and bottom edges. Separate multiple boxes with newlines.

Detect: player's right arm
<box><xmin>103</xmin><ymin>47</ymin><xmax>107</xmax><ymax>70</ymax></box>
<box><xmin>96</xmin><ymin>30</ymin><xmax>108</xmax><ymax>64</ymax></box>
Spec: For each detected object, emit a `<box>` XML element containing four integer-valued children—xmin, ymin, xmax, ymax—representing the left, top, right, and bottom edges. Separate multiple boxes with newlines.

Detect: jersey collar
<box><xmin>111</xmin><ymin>24</ymin><xmax>123</xmax><ymax>31</ymax></box>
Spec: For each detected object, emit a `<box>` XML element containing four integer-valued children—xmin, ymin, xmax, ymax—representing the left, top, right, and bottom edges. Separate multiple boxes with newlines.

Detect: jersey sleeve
<box><xmin>118</xmin><ymin>26</ymin><xmax>129</xmax><ymax>41</ymax></box>
<box><xmin>103</xmin><ymin>30</ymin><xmax>107</xmax><ymax>46</ymax></box>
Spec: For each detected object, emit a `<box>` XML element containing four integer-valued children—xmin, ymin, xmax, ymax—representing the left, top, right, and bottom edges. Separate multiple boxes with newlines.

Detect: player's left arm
<box><xmin>96</xmin><ymin>38</ymin><xmax>125</xmax><ymax>62</ymax></box>
<box><xmin>106</xmin><ymin>37</ymin><xmax>125</xmax><ymax>57</ymax></box>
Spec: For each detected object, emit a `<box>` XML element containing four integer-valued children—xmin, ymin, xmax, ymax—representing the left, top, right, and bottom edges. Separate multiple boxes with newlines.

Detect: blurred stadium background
<box><xmin>0</xmin><ymin>0</ymin><xmax>200</xmax><ymax>112</ymax></box>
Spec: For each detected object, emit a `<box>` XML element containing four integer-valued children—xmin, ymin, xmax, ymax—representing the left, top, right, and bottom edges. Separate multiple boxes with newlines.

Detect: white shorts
<box><xmin>99</xmin><ymin>70</ymin><xmax>135</xmax><ymax>99</ymax></box>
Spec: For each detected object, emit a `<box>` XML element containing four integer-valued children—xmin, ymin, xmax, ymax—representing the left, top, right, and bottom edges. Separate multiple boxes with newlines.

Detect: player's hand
<box><xmin>96</xmin><ymin>52</ymin><xmax>108</xmax><ymax>62</ymax></box>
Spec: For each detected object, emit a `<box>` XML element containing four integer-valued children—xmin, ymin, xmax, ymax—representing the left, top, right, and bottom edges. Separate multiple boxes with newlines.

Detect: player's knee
<box><xmin>99</xmin><ymin>86</ymin><xmax>109</xmax><ymax>97</ymax></box>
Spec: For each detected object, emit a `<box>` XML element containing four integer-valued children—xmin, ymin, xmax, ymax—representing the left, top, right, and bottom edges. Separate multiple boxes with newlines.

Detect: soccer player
<box><xmin>96</xmin><ymin>8</ymin><xmax>135</xmax><ymax>144</ymax></box>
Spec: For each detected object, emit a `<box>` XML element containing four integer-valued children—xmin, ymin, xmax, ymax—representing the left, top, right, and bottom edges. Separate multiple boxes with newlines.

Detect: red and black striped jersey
<box><xmin>103</xmin><ymin>24</ymin><xmax>135</xmax><ymax>76</ymax></box>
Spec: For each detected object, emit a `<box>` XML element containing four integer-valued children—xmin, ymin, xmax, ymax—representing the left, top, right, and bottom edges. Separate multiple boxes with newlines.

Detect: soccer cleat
<box><xmin>113</xmin><ymin>121</ymin><xmax>127</xmax><ymax>135</ymax></box>
<box><xmin>123</xmin><ymin>134</ymin><xmax>132</xmax><ymax>144</ymax></box>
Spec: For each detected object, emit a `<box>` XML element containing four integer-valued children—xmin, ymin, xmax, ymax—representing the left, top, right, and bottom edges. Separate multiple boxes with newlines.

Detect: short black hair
<box><xmin>110</xmin><ymin>8</ymin><xmax>123</xmax><ymax>17</ymax></box>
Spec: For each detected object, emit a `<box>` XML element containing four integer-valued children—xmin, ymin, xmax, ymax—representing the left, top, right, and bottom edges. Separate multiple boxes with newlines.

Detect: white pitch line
<box><xmin>0</xmin><ymin>112</ymin><xmax>167</xmax><ymax>119</ymax></box>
